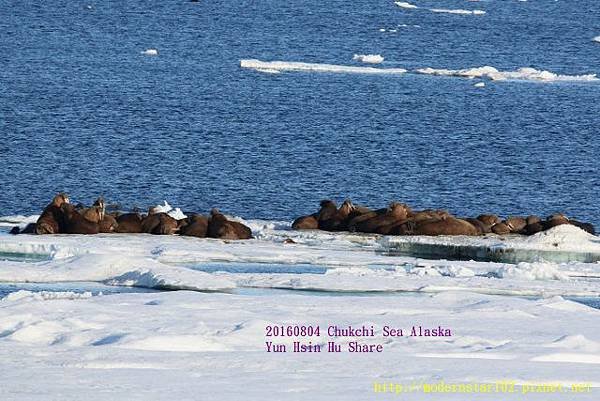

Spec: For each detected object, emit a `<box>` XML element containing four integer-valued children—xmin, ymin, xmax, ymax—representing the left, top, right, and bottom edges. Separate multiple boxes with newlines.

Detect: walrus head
<box><xmin>339</xmin><ymin>199</ymin><xmax>355</xmax><ymax>216</ymax></box>
<box><xmin>52</xmin><ymin>193</ymin><xmax>70</xmax><ymax>207</ymax></box>
<box><xmin>388</xmin><ymin>202</ymin><xmax>410</xmax><ymax>220</ymax></box>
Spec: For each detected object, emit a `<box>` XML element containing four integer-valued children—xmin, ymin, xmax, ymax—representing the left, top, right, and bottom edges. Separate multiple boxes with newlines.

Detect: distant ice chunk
<box><xmin>430</xmin><ymin>8</ymin><xmax>486</xmax><ymax>15</ymax></box>
<box><xmin>240</xmin><ymin>59</ymin><xmax>407</xmax><ymax>75</ymax></box>
<box><xmin>474</xmin><ymin>82</ymin><xmax>485</xmax><ymax>87</ymax></box>
<box><xmin>395</xmin><ymin>1</ymin><xmax>418</xmax><ymax>9</ymax></box>
<box><xmin>353</xmin><ymin>54</ymin><xmax>384</xmax><ymax>64</ymax></box>
<box><xmin>593</xmin><ymin>36</ymin><xmax>600</xmax><ymax>43</ymax></box>
<box><xmin>142</xmin><ymin>48</ymin><xmax>159</xmax><ymax>56</ymax></box>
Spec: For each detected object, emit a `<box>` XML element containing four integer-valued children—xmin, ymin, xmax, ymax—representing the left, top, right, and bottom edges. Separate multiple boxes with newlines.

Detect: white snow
<box><xmin>353</xmin><ymin>54</ymin><xmax>384</xmax><ymax>64</ymax></box>
<box><xmin>0</xmin><ymin>290</ymin><xmax>598</xmax><ymax>399</ymax></box>
<box><xmin>240</xmin><ymin>59</ymin><xmax>407</xmax><ymax>75</ymax></box>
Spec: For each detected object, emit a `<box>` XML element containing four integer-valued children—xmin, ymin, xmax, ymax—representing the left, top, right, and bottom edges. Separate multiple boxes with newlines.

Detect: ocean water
<box><xmin>1</xmin><ymin>0</ymin><xmax>599</xmax><ymax>224</ymax></box>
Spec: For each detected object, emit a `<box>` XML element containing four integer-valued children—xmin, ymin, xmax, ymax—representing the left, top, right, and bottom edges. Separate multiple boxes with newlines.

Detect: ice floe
<box><xmin>352</xmin><ymin>54</ymin><xmax>384</xmax><ymax>64</ymax></box>
<box><xmin>430</xmin><ymin>8</ymin><xmax>486</xmax><ymax>15</ymax></box>
<box><xmin>240</xmin><ymin>59</ymin><xmax>407</xmax><ymax>75</ymax></box>
<box><xmin>395</xmin><ymin>1</ymin><xmax>417</xmax><ymax>9</ymax></box>
<box><xmin>1</xmin><ymin>219</ymin><xmax>600</xmax><ymax>296</ymax></box>
<box><xmin>240</xmin><ymin>59</ymin><xmax>598</xmax><ymax>84</ymax></box>
<box><xmin>141</xmin><ymin>48</ymin><xmax>158</xmax><ymax>56</ymax></box>
<box><xmin>416</xmin><ymin>66</ymin><xmax>598</xmax><ymax>82</ymax></box>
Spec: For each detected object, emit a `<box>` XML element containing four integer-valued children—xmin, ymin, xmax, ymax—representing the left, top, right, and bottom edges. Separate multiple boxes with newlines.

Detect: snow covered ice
<box><xmin>1</xmin><ymin>218</ymin><xmax>600</xmax><ymax>399</ymax></box>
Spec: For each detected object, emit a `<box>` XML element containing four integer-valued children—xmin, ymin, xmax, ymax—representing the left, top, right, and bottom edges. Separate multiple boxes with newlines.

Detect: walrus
<box><xmin>61</xmin><ymin>203</ymin><xmax>100</xmax><ymax>234</ymax></box>
<box><xmin>319</xmin><ymin>199</ymin><xmax>355</xmax><ymax>231</ymax></box>
<box><xmin>352</xmin><ymin>202</ymin><xmax>411</xmax><ymax>234</ymax></box>
<box><xmin>464</xmin><ymin>218</ymin><xmax>490</xmax><ymax>234</ymax></box>
<box><xmin>36</xmin><ymin>193</ymin><xmax>70</xmax><ymax>234</ymax></box>
<box><xmin>9</xmin><ymin>223</ymin><xmax>37</xmax><ymax>235</ymax></box>
<box><xmin>504</xmin><ymin>216</ymin><xmax>527</xmax><ymax>234</ymax></box>
<box><xmin>476</xmin><ymin>214</ymin><xmax>501</xmax><ymax>231</ymax></box>
<box><xmin>315</xmin><ymin>200</ymin><xmax>341</xmax><ymax>231</ymax></box>
<box><xmin>115</xmin><ymin>213</ymin><xmax>144</xmax><ymax>233</ymax></box>
<box><xmin>180</xmin><ymin>214</ymin><xmax>209</xmax><ymax>238</ymax></box>
<box><xmin>292</xmin><ymin>213</ymin><xmax>319</xmax><ymax>230</ymax></box>
<box><xmin>347</xmin><ymin>205</ymin><xmax>389</xmax><ymax>232</ymax></box>
<box><xmin>99</xmin><ymin>214</ymin><xmax>118</xmax><ymax>233</ymax></box>
<box><xmin>408</xmin><ymin>209</ymin><xmax>451</xmax><ymax>223</ymax></box>
<box><xmin>491</xmin><ymin>222</ymin><xmax>511</xmax><ymax>235</ymax></box>
<box><xmin>412</xmin><ymin>216</ymin><xmax>479</xmax><ymax>236</ymax></box>
<box><xmin>141</xmin><ymin>213</ymin><xmax>179</xmax><ymax>235</ymax></box>
<box><xmin>78</xmin><ymin>198</ymin><xmax>105</xmax><ymax>224</ymax></box>
<box><xmin>207</xmin><ymin>209</ymin><xmax>252</xmax><ymax>240</ymax></box>
<box><xmin>545</xmin><ymin>213</ymin><xmax>570</xmax><ymax>229</ymax></box>
<box><xmin>524</xmin><ymin>215</ymin><xmax>544</xmax><ymax>235</ymax></box>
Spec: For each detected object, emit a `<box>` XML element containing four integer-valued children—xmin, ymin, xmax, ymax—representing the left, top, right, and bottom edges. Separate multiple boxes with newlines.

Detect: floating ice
<box><xmin>240</xmin><ymin>59</ymin><xmax>406</xmax><ymax>75</ymax></box>
<box><xmin>352</xmin><ymin>54</ymin><xmax>384</xmax><ymax>64</ymax></box>
<box><xmin>395</xmin><ymin>1</ymin><xmax>417</xmax><ymax>9</ymax></box>
<box><xmin>142</xmin><ymin>48</ymin><xmax>158</xmax><ymax>56</ymax></box>
<box><xmin>430</xmin><ymin>8</ymin><xmax>486</xmax><ymax>15</ymax></box>
<box><xmin>416</xmin><ymin>66</ymin><xmax>598</xmax><ymax>82</ymax></box>
<box><xmin>593</xmin><ymin>36</ymin><xmax>600</xmax><ymax>43</ymax></box>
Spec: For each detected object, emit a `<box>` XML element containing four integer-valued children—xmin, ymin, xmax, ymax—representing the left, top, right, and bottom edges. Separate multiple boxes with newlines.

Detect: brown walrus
<box><xmin>115</xmin><ymin>213</ymin><xmax>144</xmax><ymax>233</ymax></box>
<box><xmin>180</xmin><ymin>214</ymin><xmax>209</xmax><ymax>238</ymax></box>
<box><xmin>476</xmin><ymin>214</ymin><xmax>501</xmax><ymax>232</ymax></box>
<box><xmin>9</xmin><ymin>223</ymin><xmax>37</xmax><ymax>235</ymax></box>
<box><xmin>412</xmin><ymin>216</ymin><xmax>479</xmax><ymax>236</ymax></box>
<box><xmin>525</xmin><ymin>215</ymin><xmax>544</xmax><ymax>235</ymax></box>
<box><xmin>292</xmin><ymin>213</ymin><xmax>319</xmax><ymax>230</ymax></box>
<box><xmin>464</xmin><ymin>218</ymin><xmax>491</xmax><ymax>234</ymax></box>
<box><xmin>36</xmin><ymin>193</ymin><xmax>70</xmax><ymax>234</ymax></box>
<box><xmin>504</xmin><ymin>216</ymin><xmax>527</xmax><ymax>234</ymax></box>
<box><xmin>207</xmin><ymin>209</ymin><xmax>252</xmax><ymax>240</ymax></box>
<box><xmin>491</xmin><ymin>222</ymin><xmax>511</xmax><ymax>235</ymax></box>
<box><xmin>61</xmin><ymin>203</ymin><xmax>100</xmax><ymax>234</ymax></box>
<box><xmin>99</xmin><ymin>214</ymin><xmax>118</xmax><ymax>233</ymax></box>
<box><xmin>347</xmin><ymin>204</ymin><xmax>388</xmax><ymax>232</ymax></box>
<box><xmin>319</xmin><ymin>199</ymin><xmax>356</xmax><ymax>231</ymax></box>
<box><xmin>545</xmin><ymin>213</ymin><xmax>570</xmax><ymax>229</ymax></box>
<box><xmin>141</xmin><ymin>213</ymin><xmax>179</xmax><ymax>235</ymax></box>
<box><xmin>350</xmin><ymin>202</ymin><xmax>410</xmax><ymax>234</ymax></box>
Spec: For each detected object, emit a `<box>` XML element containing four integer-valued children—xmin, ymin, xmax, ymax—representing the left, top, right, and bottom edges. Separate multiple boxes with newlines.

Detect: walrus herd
<box><xmin>10</xmin><ymin>193</ymin><xmax>252</xmax><ymax>240</ymax></box>
<box><xmin>8</xmin><ymin>194</ymin><xmax>596</xmax><ymax>239</ymax></box>
<box><xmin>292</xmin><ymin>199</ymin><xmax>596</xmax><ymax>236</ymax></box>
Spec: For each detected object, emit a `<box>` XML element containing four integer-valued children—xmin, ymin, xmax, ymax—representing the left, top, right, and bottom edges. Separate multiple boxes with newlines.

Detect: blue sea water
<box><xmin>1</xmin><ymin>0</ymin><xmax>599</xmax><ymax>224</ymax></box>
